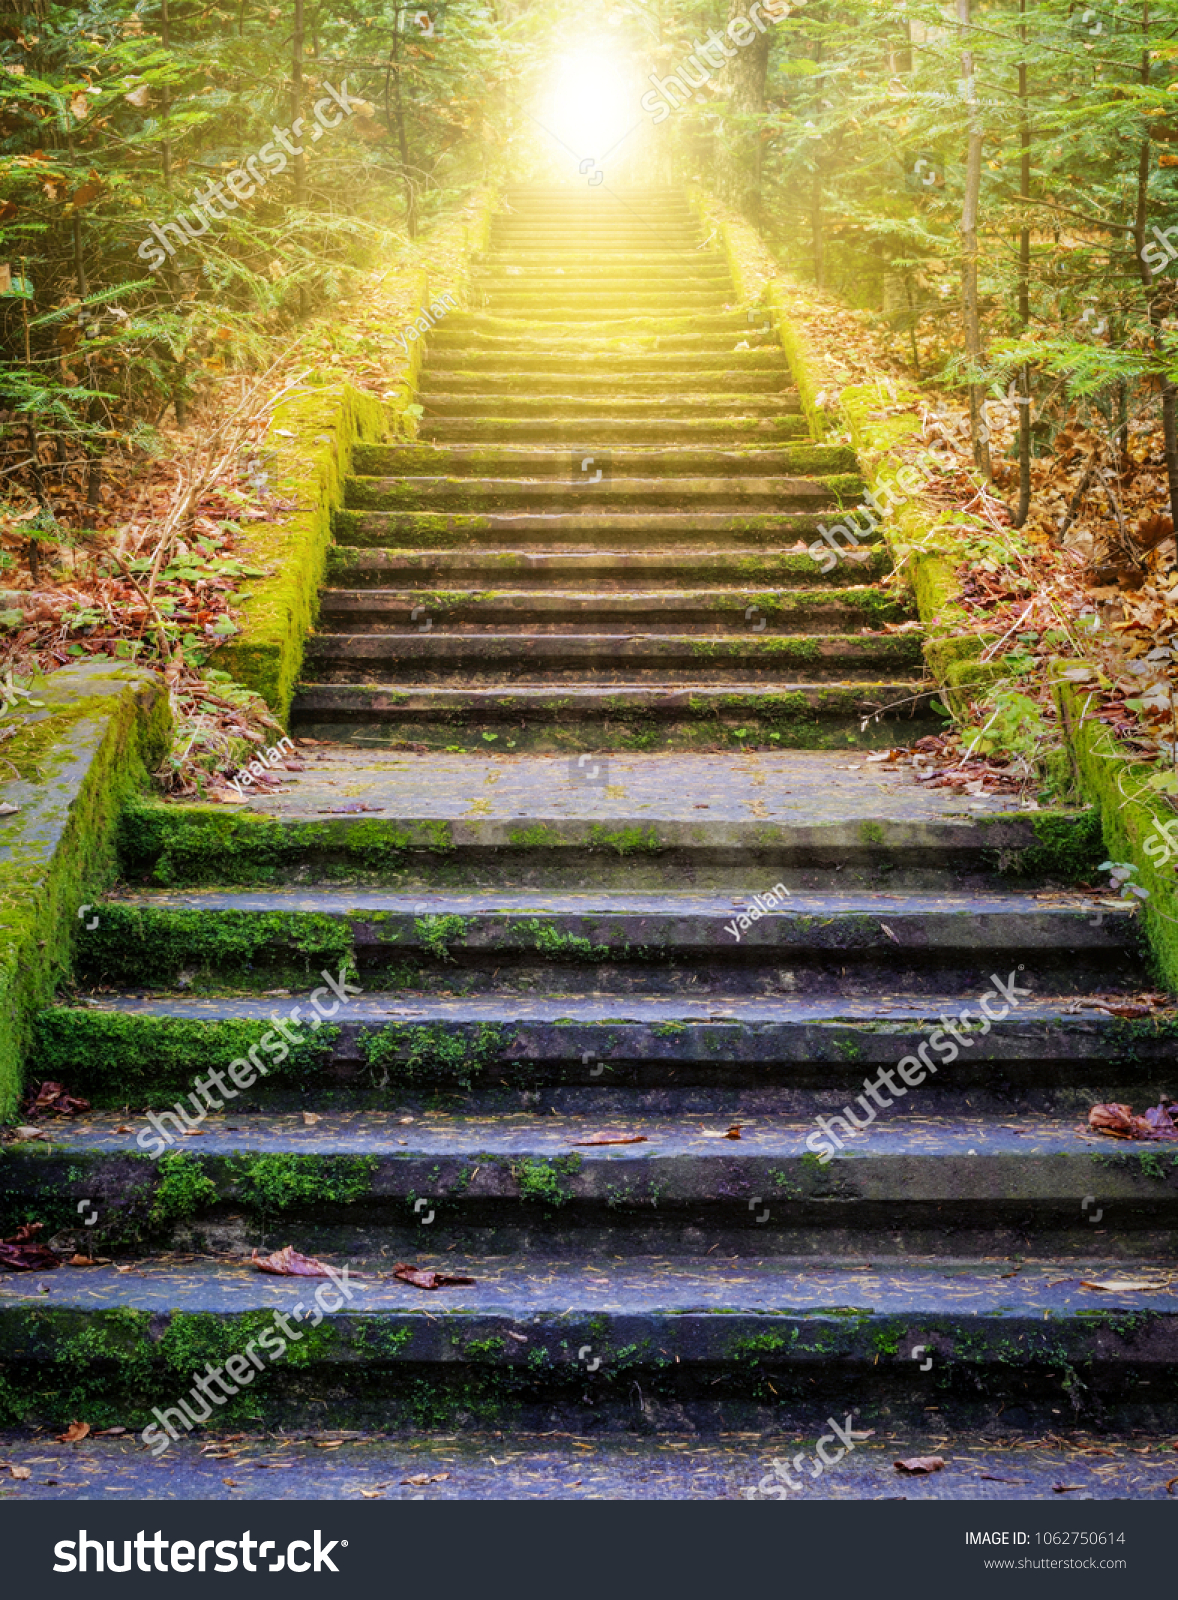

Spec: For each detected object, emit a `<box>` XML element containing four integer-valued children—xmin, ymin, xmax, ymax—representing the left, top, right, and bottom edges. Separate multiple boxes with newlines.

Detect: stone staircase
<box><xmin>3</xmin><ymin>188</ymin><xmax>1176</xmax><ymax>1466</ymax></box>
<box><xmin>292</xmin><ymin>184</ymin><xmax>932</xmax><ymax>752</ymax></box>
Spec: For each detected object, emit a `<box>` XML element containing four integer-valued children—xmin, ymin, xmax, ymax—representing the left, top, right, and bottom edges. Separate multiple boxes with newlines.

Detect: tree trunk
<box><xmin>720</xmin><ymin>0</ymin><xmax>770</xmax><ymax>221</ymax></box>
<box><xmin>1013</xmin><ymin>0</ymin><xmax>1031</xmax><ymax>527</ymax></box>
<box><xmin>1132</xmin><ymin>5</ymin><xmax>1178</xmax><ymax>538</ymax></box>
<box><xmin>957</xmin><ymin>0</ymin><xmax>991</xmax><ymax>480</ymax></box>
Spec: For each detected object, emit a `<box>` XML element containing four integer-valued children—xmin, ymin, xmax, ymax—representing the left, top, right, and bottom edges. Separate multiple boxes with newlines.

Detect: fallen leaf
<box><xmin>401</xmin><ymin>1472</ymin><xmax>449</xmax><ymax>1485</ymax></box>
<box><xmin>0</xmin><ymin>802</ymin><xmax>20</xmax><ymax>817</ymax></box>
<box><xmin>252</xmin><ymin>1246</ymin><xmax>333</xmax><ymax>1277</ymax></box>
<box><xmin>302</xmin><ymin>1111</ymin><xmax>321</xmax><ymax>1127</ymax></box>
<box><xmin>12</xmin><ymin>1126</ymin><xmax>48</xmax><ymax>1142</ymax></box>
<box><xmin>0</xmin><ymin>1223</ymin><xmax>61</xmax><ymax>1272</ymax></box>
<box><xmin>1052</xmin><ymin>1483</ymin><xmax>1086</xmax><ymax>1493</ymax></box>
<box><xmin>894</xmin><ymin>1456</ymin><xmax>945</xmax><ymax>1474</ymax></box>
<box><xmin>28</xmin><ymin>1081</ymin><xmax>90</xmax><ymax>1118</ymax></box>
<box><xmin>317</xmin><ymin>801</ymin><xmax>384</xmax><ymax>813</ymax></box>
<box><xmin>1088</xmin><ymin>1102</ymin><xmax>1157</xmax><ymax>1141</ymax></box>
<box><xmin>393</xmin><ymin>1263</ymin><xmax>475</xmax><ymax>1290</ymax></box>
<box><xmin>571</xmin><ymin>1134</ymin><xmax>648</xmax><ymax>1146</ymax></box>
<box><xmin>360</xmin><ymin>1488</ymin><xmax>383</xmax><ymax>1498</ymax></box>
<box><xmin>9</xmin><ymin>1466</ymin><xmax>30</xmax><ymax>1480</ymax></box>
<box><xmin>1079</xmin><ymin>1277</ymin><xmax>1168</xmax><ymax>1293</ymax></box>
<box><xmin>58</xmin><ymin>1421</ymin><xmax>90</xmax><ymax>1443</ymax></box>
<box><xmin>67</xmin><ymin>1255</ymin><xmax>98</xmax><ymax>1267</ymax></box>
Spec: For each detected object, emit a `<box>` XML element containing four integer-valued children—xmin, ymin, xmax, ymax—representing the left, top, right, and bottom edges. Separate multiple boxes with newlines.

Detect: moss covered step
<box><xmin>418</xmin><ymin>394</ymin><xmax>803</xmax><ymax>420</ymax></box>
<box><xmin>429</xmin><ymin>324</ymin><xmax>775</xmax><ymax>352</ymax></box>
<box><xmin>418</xmin><ymin>370</ymin><xmax>790</xmax><ymax>395</ymax></box>
<box><xmin>317</xmin><ymin>586</ymin><xmax>907</xmax><ymax>627</ymax></box>
<box><xmin>3</xmin><ymin>1256</ymin><xmax>1173</xmax><ymax>1433</ymax></box>
<box><xmin>443</xmin><ymin>311</ymin><xmax>761</xmax><ymax>339</ymax></box>
<box><xmin>289</xmin><ymin>681</ymin><xmax>938</xmax><ymax>748</ymax></box>
<box><xmin>476</xmin><ymin>291</ymin><xmax>733</xmax><ymax>315</ymax></box>
<box><xmin>475</xmin><ymin>268</ymin><xmax>733</xmax><ymax>291</ymax></box>
<box><xmin>5</xmin><ymin>1113</ymin><xmax>1178</xmax><ymax>1259</ymax></box>
<box><xmin>330</xmin><ymin>509</ymin><xmax>859</xmax><ymax>550</ymax></box>
<box><xmin>301</xmin><ymin>634</ymin><xmax>924</xmax><ymax>688</ymax></box>
<box><xmin>70</xmin><ymin>887</ymin><xmax>1139</xmax><ymax>996</ymax></box>
<box><xmin>345</xmin><ymin>476</ymin><xmax>861</xmax><ymax>513</ymax></box>
<box><xmin>425</xmin><ymin>417</ymin><xmax>812</xmax><ymax>444</ymax></box>
<box><xmin>113</xmin><ymin>756</ymin><xmax>1103</xmax><ymax>887</ymax></box>
<box><xmin>324</xmin><ymin>549</ymin><xmax>894</xmax><ymax>590</ymax></box>
<box><xmin>352</xmin><ymin>444</ymin><xmax>851</xmax><ymax>478</ymax></box>
<box><xmin>33</xmin><ymin>991</ymin><xmax>1171</xmax><ymax>1112</ymax></box>
<box><xmin>425</xmin><ymin>351</ymin><xmax>788</xmax><ymax>376</ymax></box>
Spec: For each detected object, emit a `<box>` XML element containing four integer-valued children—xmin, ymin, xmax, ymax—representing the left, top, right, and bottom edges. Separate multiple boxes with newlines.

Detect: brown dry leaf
<box><xmin>360</xmin><ymin>1488</ymin><xmax>383</xmax><ymax>1499</ymax></box>
<box><xmin>393</xmin><ymin>1263</ymin><xmax>475</xmax><ymax>1290</ymax></box>
<box><xmin>0</xmin><ymin>1223</ymin><xmax>61</xmax><ymax>1272</ymax></box>
<box><xmin>571</xmin><ymin>1134</ymin><xmax>648</xmax><ymax>1147</ymax></box>
<box><xmin>58</xmin><ymin>1421</ymin><xmax>90</xmax><ymax>1444</ymax></box>
<box><xmin>302</xmin><ymin>1111</ymin><xmax>322</xmax><ymax>1127</ymax></box>
<box><xmin>401</xmin><ymin>1472</ymin><xmax>449</xmax><ymax>1485</ymax></box>
<box><xmin>67</xmin><ymin>1255</ymin><xmax>97</xmax><ymax>1267</ymax></box>
<box><xmin>252</xmin><ymin>1246</ymin><xmax>332</xmax><ymax>1277</ymax></box>
<box><xmin>12</xmin><ymin>1126</ymin><xmax>48</xmax><ymax>1142</ymax></box>
<box><xmin>1088</xmin><ymin>1102</ymin><xmax>1156</xmax><ymax>1141</ymax></box>
<box><xmin>1079</xmin><ymin>1277</ymin><xmax>1168</xmax><ymax>1293</ymax></box>
<box><xmin>9</xmin><ymin>1466</ymin><xmax>30</xmax><ymax>1480</ymax></box>
<box><xmin>1052</xmin><ymin>1483</ymin><xmax>1086</xmax><ymax>1493</ymax></box>
<box><xmin>894</xmin><ymin>1456</ymin><xmax>946</xmax><ymax>1474</ymax></box>
<box><xmin>28</xmin><ymin>1081</ymin><xmax>90</xmax><ymax>1118</ymax></box>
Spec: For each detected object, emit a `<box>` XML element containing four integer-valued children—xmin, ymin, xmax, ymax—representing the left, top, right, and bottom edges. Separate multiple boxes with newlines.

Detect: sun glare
<box><xmin>535</xmin><ymin>45</ymin><xmax>637</xmax><ymax>176</ymax></box>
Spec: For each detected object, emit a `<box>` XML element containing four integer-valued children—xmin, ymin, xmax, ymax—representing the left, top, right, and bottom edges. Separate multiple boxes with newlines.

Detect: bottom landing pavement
<box><xmin>0</xmin><ymin>1429</ymin><xmax>1175</xmax><ymax>1501</ymax></box>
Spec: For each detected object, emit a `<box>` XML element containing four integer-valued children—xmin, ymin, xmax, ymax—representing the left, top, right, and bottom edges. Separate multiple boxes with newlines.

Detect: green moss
<box><xmin>360</xmin><ymin>1022</ymin><xmax>506</xmax><ymax>1092</ymax></box>
<box><xmin>232</xmin><ymin>1153</ymin><xmax>378</xmax><ymax>1213</ymax></box>
<box><xmin>519</xmin><ymin>919</ymin><xmax>608</xmax><ymax>960</ymax></box>
<box><xmin>586</xmin><ymin>824</ymin><xmax>661</xmax><ymax>856</ymax></box>
<box><xmin>78</xmin><ymin>905</ymin><xmax>354</xmax><ymax>989</ymax></box>
<box><xmin>150</xmin><ymin>1152</ymin><xmax>219</xmax><ymax>1227</ymax></box>
<box><xmin>415</xmin><ymin>913</ymin><xmax>474</xmax><ymax>962</ymax></box>
<box><xmin>513</xmin><ymin>1153</ymin><xmax>581</xmax><ymax>1208</ymax></box>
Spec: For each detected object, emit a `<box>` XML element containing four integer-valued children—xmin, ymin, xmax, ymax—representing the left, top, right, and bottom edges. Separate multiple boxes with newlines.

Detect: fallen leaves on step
<box><xmin>392</xmin><ymin>1263</ymin><xmax>475</xmax><ymax>1290</ymax></box>
<box><xmin>27</xmin><ymin>1080</ymin><xmax>90</xmax><ymax>1118</ymax></box>
<box><xmin>571</xmin><ymin>1134</ymin><xmax>648</xmax><ymax>1146</ymax></box>
<box><xmin>11</xmin><ymin>1126</ymin><xmax>48</xmax><ymax>1142</ymax></box>
<box><xmin>701</xmin><ymin>1124</ymin><xmax>743</xmax><ymax>1139</ymax></box>
<box><xmin>302</xmin><ymin>1112</ymin><xmax>321</xmax><ymax>1127</ymax></box>
<box><xmin>401</xmin><ymin>1472</ymin><xmax>449</xmax><ymax>1486</ymax></box>
<box><xmin>57</xmin><ymin>1421</ymin><xmax>90</xmax><ymax>1444</ymax></box>
<box><xmin>252</xmin><ymin>1246</ymin><xmax>333</xmax><ymax>1277</ymax></box>
<box><xmin>316</xmin><ymin>801</ymin><xmax>384</xmax><ymax>814</ymax></box>
<box><xmin>1088</xmin><ymin>1100</ymin><xmax>1178</xmax><ymax>1141</ymax></box>
<box><xmin>894</xmin><ymin>1456</ymin><xmax>946</xmax><ymax>1474</ymax></box>
<box><xmin>7</xmin><ymin>1466</ymin><xmax>30</xmax><ymax>1480</ymax></box>
<box><xmin>1052</xmin><ymin>1483</ymin><xmax>1086</xmax><ymax>1494</ymax></box>
<box><xmin>0</xmin><ymin>1223</ymin><xmax>60</xmax><ymax>1272</ymax></box>
<box><xmin>1079</xmin><ymin>1277</ymin><xmax>1170</xmax><ymax>1293</ymax></box>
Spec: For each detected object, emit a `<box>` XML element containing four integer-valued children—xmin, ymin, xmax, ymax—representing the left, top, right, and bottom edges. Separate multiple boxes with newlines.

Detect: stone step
<box><xmin>6</xmin><ymin>1112</ymin><xmax>1177</xmax><ymax>1258</ymax></box>
<box><xmin>4</xmin><ymin>1256</ymin><xmax>1173</xmax><ymax>1433</ymax></box>
<box><xmin>472</xmin><ymin>291</ymin><xmax>729</xmax><ymax>313</ymax></box>
<box><xmin>429</xmin><ymin>323</ymin><xmax>772</xmax><ymax>351</ymax></box>
<box><xmin>423</xmin><ymin>417</ymin><xmax>811</xmax><ymax>444</ymax></box>
<box><xmin>422</xmin><ymin>350</ymin><xmax>788</xmax><ymax>374</ymax></box>
<box><xmin>289</xmin><ymin>681</ymin><xmax>937</xmax><ymax>749</ymax></box>
<box><xmin>418</xmin><ymin>393</ymin><xmax>802</xmax><ymax>418</ymax></box>
<box><xmin>316</xmin><ymin>586</ymin><xmax>907</xmax><ymax>627</ymax></box>
<box><xmin>474</xmin><ymin>268</ymin><xmax>733</xmax><ymax>290</ymax></box>
<box><xmin>113</xmin><ymin>751</ymin><xmax>1100</xmax><ymax>890</ymax></box>
<box><xmin>331</xmin><ymin>509</ymin><xmax>855</xmax><ymax>551</ymax></box>
<box><xmin>352</xmin><ymin>444</ymin><xmax>854</xmax><ymax>478</ymax></box>
<box><xmin>300</xmin><ymin>632</ymin><xmax>923</xmax><ymax>687</ymax></box>
<box><xmin>419</xmin><ymin>370</ymin><xmax>791</xmax><ymax>394</ymax></box>
<box><xmin>345</xmin><ymin>477</ymin><xmax>859</xmax><ymax>513</ymax></box>
<box><xmin>442</xmin><ymin>312</ymin><xmax>760</xmax><ymax>338</ymax></box>
<box><xmin>72</xmin><ymin>888</ymin><xmax>1138</xmax><ymax>997</ymax></box>
<box><xmin>323</xmin><ymin>549</ymin><xmax>892</xmax><ymax>589</ymax></box>
<box><xmin>36</xmin><ymin>989</ymin><xmax>1162</xmax><ymax>1117</ymax></box>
